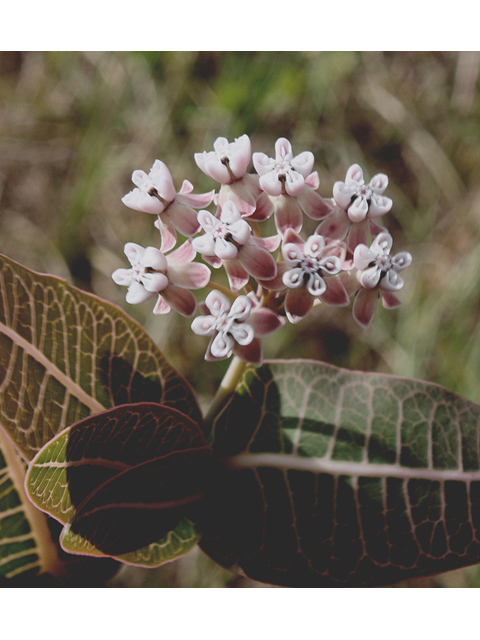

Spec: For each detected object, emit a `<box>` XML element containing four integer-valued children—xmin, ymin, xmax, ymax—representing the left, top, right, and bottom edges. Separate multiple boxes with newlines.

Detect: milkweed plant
<box><xmin>1</xmin><ymin>134</ymin><xmax>480</xmax><ymax>588</ymax></box>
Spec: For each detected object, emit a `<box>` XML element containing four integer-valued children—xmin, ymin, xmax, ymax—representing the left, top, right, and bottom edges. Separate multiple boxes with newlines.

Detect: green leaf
<box><xmin>26</xmin><ymin>403</ymin><xmax>213</xmax><ymax>562</ymax></box>
<box><xmin>0</xmin><ymin>428</ymin><xmax>62</xmax><ymax>580</ymax></box>
<box><xmin>0</xmin><ymin>252</ymin><xmax>201</xmax><ymax>461</ymax></box>
<box><xmin>200</xmin><ymin>359</ymin><xmax>480</xmax><ymax>587</ymax></box>
<box><xmin>59</xmin><ymin>516</ymin><xmax>201</xmax><ymax>567</ymax></box>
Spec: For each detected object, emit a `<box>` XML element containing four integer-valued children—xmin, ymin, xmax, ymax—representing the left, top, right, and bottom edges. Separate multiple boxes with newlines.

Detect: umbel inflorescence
<box><xmin>112</xmin><ymin>136</ymin><xmax>412</xmax><ymax>366</ymax></box>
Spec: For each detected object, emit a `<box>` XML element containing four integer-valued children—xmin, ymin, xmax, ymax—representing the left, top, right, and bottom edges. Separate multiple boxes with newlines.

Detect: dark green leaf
<box><xmin>26</xmin><ymin>403</ymin><xmax>213</xmax><ymax>559</ymax></box>
<box><xmin>200</xmin><ymin>360</ymin><xmax>480</xmax><ymax>587</ymax></box>
<box><xmin>0</xmin><ymin>253</ymin><xmax>201</xmax><ymax>461</ymax></box>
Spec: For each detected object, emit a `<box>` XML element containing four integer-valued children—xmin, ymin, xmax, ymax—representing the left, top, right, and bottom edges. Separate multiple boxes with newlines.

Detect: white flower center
<box><xmin>213</xmin><ymin>312</ymin><xmax>235</xmax><ymax>334</ymax></box>
<box><xmin>274</xmin><ymin>159</ymin><xmax>293</xmax><ymax>177</ymax></box>
<box><xmin>374</xmin><ymin>255</ymin><xmax>392</xmax><ymax>272</ymax></box>
<box><xmin>356</xmin><ymin>185</ymin><xmax>373</xmax><ymax>199</ymax></box>
<box><xmin>211</xmin><ymin>220</ymin><xmax>230</xmax><ymax>239</ymax></box>
<box><xmin>300</xmin><ymin>256</ymin><xmax>320</xmax><ymax>275</ymax></box>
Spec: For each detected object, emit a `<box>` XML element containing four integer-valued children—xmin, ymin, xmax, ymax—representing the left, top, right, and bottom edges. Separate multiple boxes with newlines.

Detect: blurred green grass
<box><xmin>1</xmin><ymin>51</ymin><xmax>480</xmax><ymax>587</ymax></box>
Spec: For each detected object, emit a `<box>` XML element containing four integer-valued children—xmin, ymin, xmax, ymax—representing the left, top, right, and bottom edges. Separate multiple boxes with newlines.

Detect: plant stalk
<box><xmin>204</xmin><ymin>355</ymin><xmax>247</xmax><ymax>432</ymax></box>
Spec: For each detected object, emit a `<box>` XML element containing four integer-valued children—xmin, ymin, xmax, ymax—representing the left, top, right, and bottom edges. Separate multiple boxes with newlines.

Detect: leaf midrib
<box><xmin>225</xmin><ymin>452</ymin><xmax>480</xmax><ymax>482</ymax></box>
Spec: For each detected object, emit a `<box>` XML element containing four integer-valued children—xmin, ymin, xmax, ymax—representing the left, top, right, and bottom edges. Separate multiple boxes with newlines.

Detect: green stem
<box><xmin>206</xmin><ymin>281</ymin><xmax>238</xmax><ymax>300</ymax></box>
<box><xmin>204</xmin><ymin>355</ymin><xmax>247</xmax><ymax>432</ymax></box>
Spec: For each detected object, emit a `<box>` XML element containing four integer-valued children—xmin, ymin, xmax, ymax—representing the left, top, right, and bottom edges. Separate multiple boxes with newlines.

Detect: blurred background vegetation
<box><xmin>1</xmin><ymin>51</ymin><xmax>480</xmax><ymax>588</ymax></box>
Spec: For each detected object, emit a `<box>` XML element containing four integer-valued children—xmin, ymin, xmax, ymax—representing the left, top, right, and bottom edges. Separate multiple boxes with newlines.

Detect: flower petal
<box><xmin>220</xmin><ymin>200</ymin><xmax>241</xmax><ymax>224</ymax></box>
<box><xmin>197</xmin><ymin>209</ymin><xmax>218</xmax><ymax>232</ymax></box>
<box><xmin>162</xmin><ymin>284</ymin><xmax>197</xmax><ymax>317</ymax></box>
<box><xmin>345</xmin><ymin>164</ymin><xmax>364</xmax><ymax>186</ymax></box>
<box><xmin>306</xmin><ymin>273</ymin><xmax>326</xmax><ymax>297</ymax></box>
<box><xmin>234</xmin><ymin>337</ymin><xmax>263</xmax><ymax>366</ymax></box>
<box><xmin>320</xmin><ymin>276</ymin><xmax>351</xmax><ymax>307</ymax></box>
<box><xmin>229</xmin><ymin>296</ymin><xmax>252</xmax><ymax>322</ymax></box>
<box><xmin>155</xmin><ymin>218</ymin><xmax>177</xmax><ymax>253</ymax></box>
<box><xmin>285</xmin><ymin>287</ymin><xmax>314</xmax><ymax>323</ymax></box>
<box><xmin>391</xmin><ymin>251</ymin><xmax>412</xmax><ymax>271</ymax></box>
<box><xmin>153</xmin><ymin>294</ymin><xmax>171</xmax><ymax>315</ymax></box>
<box><xmin>284</xmin><ymin>268</ymin><xmax>307</xmax><ymax>291</ymax></box>
<box><xmin>259</xmin><ymin>171</ymin><xmax>283</xmax><ymax>197</ymax></box>
<box><xmin>124</xmin><ymin>242</ymin><xmax>145</xmax><ymax>266</ymax></box>
<box><xmin>167</xmin><ymin>262</ymin><xmax>211</xmax><ymax>289</ymax></box>
<box><xmin>214</xmin><ymin>237</ymin><xmax>238</xmax><ymax>261</ymax></box>
<box><xmin>274</xmin><ymin>195</ymin><xmax>303</xmax><ymax>235</ymax></box>
<box><xmin>210</xmin><ymin>331</ymin><xmax>235</xmax><ymax>359</ymax></box>
<box><xmin>348</xmin><ymin>219</ymin><xmax>370</xmax><ymax>253</ymax></box>
<box><xmin>359</xmin><ymin>265</ymin><xmax>382</xmax><ymax>289</ymax></box>
<box><xmin>251</xmin><ymin>234</ymin><xmax>281</xmax><ymax>253</ymax></box>
<box><xmin>257</xmin><ymin>261</ymin><xmax>289</xmax><ymax>291</ymax></box>
<box><xmin>165</xmin><ymin>202</ymin><xmax>201</xmax><ymax>237</ymax></box>
<box><xmin>228</xmin><ymin>219</ymin><xmax>251</xmax><ymax>246</ymax></box>
<box><xmin>192</xmin><ymin>234</ymin><xmax>216</xmax><ymax>256</ymax></box>
<box><xmin>371</xmin><ymin>232</ymin><xmax>393</xmax><ymax>256</ymax></box>
<box><xmin>348</xmin><ymin>195</ymin><xmax>369</xmax><ymax>223</ymax></box>
<box><xmin>282</xmin><ymin>242</ymin><xmax>303</xmax><ymax>266</ymax></box>
<box><xmin>381</xmin><ymin>291</ymin><xmax>403</xmax><ymax>309</ymax></box>
<box><xmin>249</xmin><ymin>307</ymin><xmax>285</xmax><ymax>336</ymax></box>
<box><xmin>252</xmin><ymin>152</ymin><xmax>276</xmax><ymax>177</ymax></box>
<box><xmin>369</xmin><ymin>173</ymin><xmax>389</xmax><ymax>194</ymax></box>
<box><xmin>305</xmin><ymin>171</ymin><xmax>320</xmax><ymax>189</ymax></box>
<box><xmin>304</xmin><ymin>234</ymin><xmax>326</xmax><ymax>258</ymax></box>
<box><xmin>203</xmin><ymin>155</ymin><xmax>231</xmax><ymax>184</ymax></box>
<box><xmin>148</xmin><ymin>160</ymin><xmax>176</xmax><ymax>202</ymax></box>
<box><xmin>229</xmin><ymin>322</ymin><xmax>255</xmax><ymax>346</ymax></box>
<box><xmin>316</xmin><ymin>207</ymin><xmax>350</xmax><ymax>241</ymax></box>
<box><xmin>369</xmin><ymin>194</ymin><xmax>393</xmax><ymax>218</ymax></box>
<box><xmin>247</xmin><ymin>191</ymin><xmax>274</xmax><ymax>221</ymax></box>
<box><xmin>228</xmin><ymin>135</ymin><xmax>252</xmax><ymax>178</ymax></box>
<box><xmin>191</xmin><ymin>314</ymin><xmax>217</xmax><ymax>336</ymax></box>
<box><xmin>238</xmin><ymin>242</ymin><xmax>277</xmax><ymax>280</ymax></box>
<box><xmin>353</xmin><ymin>287</ymin><xmax>379</xmax><ymax>328</ymax></box>
<box><xmin>291</xmin><ymin>151</ymin><xmax>314</xmax><ymax>178</ymax></box>
<box><xmin>224</xmin><ymin>259</ymin><xmax>250</xmax><ymax>292</ymax></box>
<box><xmin>141</xmin><ymin>272</ymin><xmax>169</xmax><ymax>293</ymax></box>
<box><xmin>141</xmin><ymin>246</ymin><xmax>168</xmax><ymax>271</ymax></box>
<box><xmin>380</xmin><ymin>270</ymin><xmax>404</xmax><ymax>292</ymax></box>
<box><xmin>297</xmin><ymin>187</ymin><xmax>333</xmax><ymax>220</ymax></box>
<box><xmin>122</xmin><ymin>189</ymin><xmax>164</xmax><ymax>215</ymax></box>
<box><xmin>332</xmin><ymin>181</ymin><xmax>356</xmax><ymax>210</ymax></box>
<box><xmin>353</xmin><ymin>243</ymin><xmax>376</xmax><ymax>271</ymax></box>
<box><xmin>284</xmin><ymin>170</ymin><xmax>305</xmax><ymax>197</ymax></box>
<box><xmin>218</xmin><ymin>181</ymin><xmax>257</xmax><ymax>217</ymax></box>
<box><xmin>167</xmin><ymin>239</ymin><xmax>196</xmax><ymax>264</ymax></box>
<box><xmin>176</xmin><ymin>187</ymin><xmax>215</xmax><ymax>209</ymax></box>
<box><xmin>275</xmin><ymin>138</ymin><xmax>293</xmax><ymax>162</ymax></box>
<box><xmin>111</xmin><ymin>268</ymin><xmax>133</xmax><ymax>287</ymax></box>
<box><xmin>204</xmin><ymin>290</ymin><xmax>231</xmax><ymax>316</ymax></box>
<box><xmin>318</xmin><ymin>255</ymin><xmax>342</xmax><ymax>276</ymax></box>
<box><xmin>126</xmin><ymin>281</ymin><xmax>154</xmax><ymax>305</ymax></box>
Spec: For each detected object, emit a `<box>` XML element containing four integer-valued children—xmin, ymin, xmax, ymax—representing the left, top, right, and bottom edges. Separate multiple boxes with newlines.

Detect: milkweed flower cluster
<box><xmin>113</xmin><ymin>135</ymin><xmax>412</xmax><ymax>366</ymax></box>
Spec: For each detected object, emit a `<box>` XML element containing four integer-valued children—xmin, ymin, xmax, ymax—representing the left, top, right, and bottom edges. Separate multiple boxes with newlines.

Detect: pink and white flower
<box><xmin>333</xmin><ymin>164</ymin><xmax>392</xmax><ymax>223</ymax></box>
<box><xmin>112</xmin><ymin>240</ymin><xmax>211</xmax><ymax>317</ymax></box>
<box><xmin>253</xmin><ymin>137</ymin><xmax>314</xmax><ymax>198</ymax></box>
<box><xmin>192</xmin><ymin>201</ymin><xmax>277</xmax><ymax>292</ymax></box>
<box><xmin>280</xmin><ymin>232</ymin><xmax>349</xmax><ymax>323</ymax></box>
<box><xmin>195</xmin><ymin>135</ymin><xmax>258</xmax><ymax>216</ymax></box>
<box><xmin>191</xmin><ymin>290</ymin><xmax>283</xmax><ymax>365</ymax></box>
<box><xmin>195</xmin><ymin>135</ymin><xmax>252</xmax><ymax>184</ymax></box>
<box><xmin>352</xmin><ymin>232</ymin><xmax>412</xmax><ymax>328</ymax></box>
<box><xmin>122</xmin><ymin>159</ymin><xmax>215</xmax><ymax>252</ymax></box>
<box><xmin>253</xmin><ymin>138</ymin><xmax>332</xmax><ymax>234</ymax></box>
<box><xmin>317</xmin><ymin>163</ymin><xmax>392</xmax><ymax>252</ymax></box>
